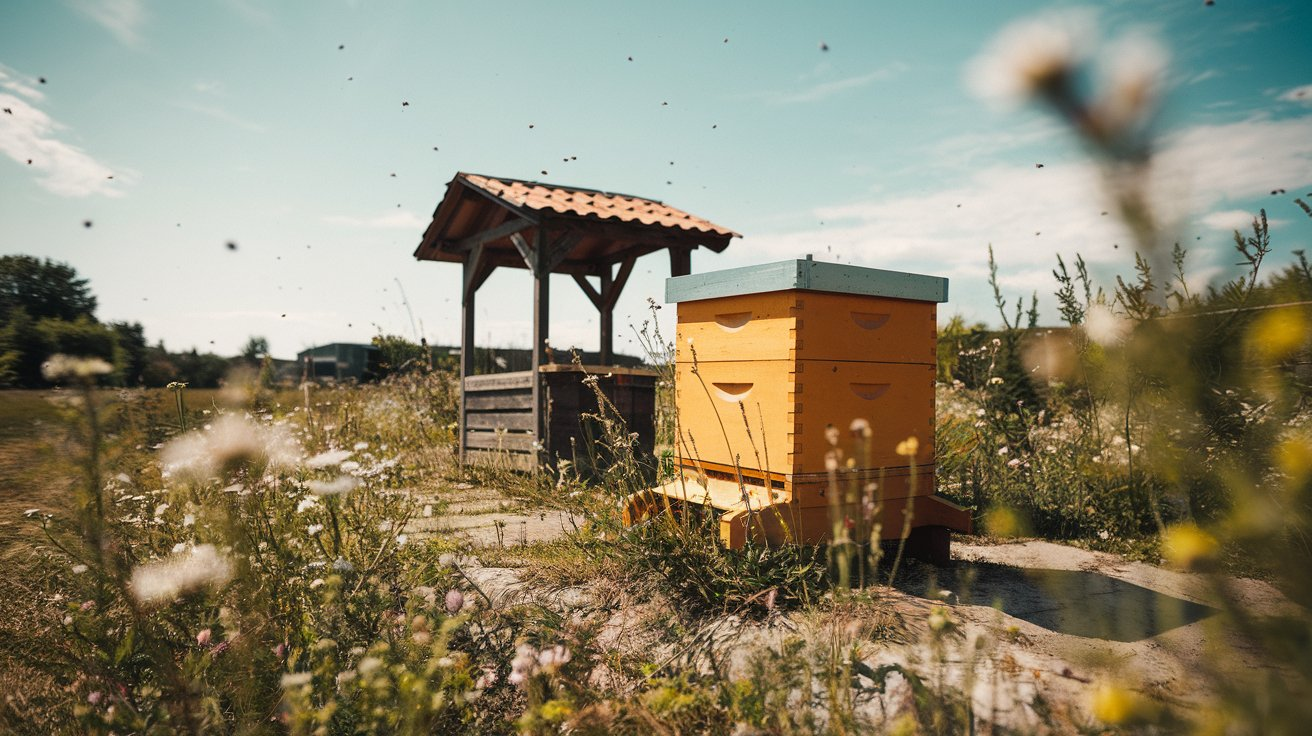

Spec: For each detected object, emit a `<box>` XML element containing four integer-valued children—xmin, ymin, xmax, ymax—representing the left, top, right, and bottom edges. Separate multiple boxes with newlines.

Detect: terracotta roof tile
<box><xmin>462</xmin><ymin>173</ymin><xmax>738</xmax><ymax>238</ymax></box>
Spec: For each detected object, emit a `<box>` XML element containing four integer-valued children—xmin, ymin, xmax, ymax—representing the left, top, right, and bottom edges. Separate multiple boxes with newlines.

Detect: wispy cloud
<box><xmin>1277</xmin><ymin>84</ymin><xmax>1312</xmax><ymax>105</ymax></box>
<box><xmin>0</xmin><ymin>64</ymin><xmax>46</xmax><ymax>102</ymax></box>
<box><xmin>1</xmin><ymin>72</ymin><xmax>133</xmax><ymax>197</ymax></box>
<box><xmin>174</xmin><ymin>101</ymin><xmax>266</xmax><ymax>133</ymax></box>
<box><xmin>741</xmin><ymin>116</ymin><xmax>1312</xmax><ymax>322</ymax></box>
<box><xmin>752</xmin><ymin>63</ymin><xmax>908</xmax><ymax>105</ymax></box>
<box><xmin>324</xmin><ymin>211</ymin><xmax>428</xmax><ymax>229</ymax></box>
<box><xmin>1187</xmin><ymin>69</ymin><xmax>1220</xmax><ymax>85</ymax></box>
<box><xmin>68</xmin><ymin>0</ymin><xmax>146</xmax><ymax>46</ymax></box>
<box><xmin>1200</xmin><ymin>209</ymin><xmax>1286</xmax><ymax>232</ymax></box>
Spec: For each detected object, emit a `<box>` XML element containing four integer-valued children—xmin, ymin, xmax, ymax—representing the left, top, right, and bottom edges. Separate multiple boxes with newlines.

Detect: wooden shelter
<box><xmin>415</xmin><ymin>172</ymin><xmax>738</xmax><ymax>467</ymax></box>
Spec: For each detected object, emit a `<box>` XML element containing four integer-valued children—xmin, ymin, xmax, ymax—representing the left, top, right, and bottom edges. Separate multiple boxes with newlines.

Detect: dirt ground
<box><xmin>420</xmin><ymin>481</ymin><xmax>1299</xmax><ymax>731</ymax></box>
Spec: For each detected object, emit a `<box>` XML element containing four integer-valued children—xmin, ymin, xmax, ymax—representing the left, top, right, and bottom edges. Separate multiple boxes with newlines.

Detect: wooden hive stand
<box><xmin>623</xmin><ymin>256</ymin><xmax>970</xmax><ymax>563</ymax></box>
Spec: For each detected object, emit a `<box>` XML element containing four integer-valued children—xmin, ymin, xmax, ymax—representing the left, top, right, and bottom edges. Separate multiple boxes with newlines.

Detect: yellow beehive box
<box><xmin>667</xmin><ymin>256</ymin><xmax>947</xmax><ymax>479</ymax></box>
<box><xmin>673</xmin><ymin>359</ymin><xmax>935</xmax><ymax>474</ymax></box>
<box><xmin>676</xmin><ymin>289</ymin><xmax>936</xmax><ymax>365</ymax></box>
<box><xmin>624</xmin><ymin>257</ymin><xmax>967</xmax><ymax>556</ymax></box>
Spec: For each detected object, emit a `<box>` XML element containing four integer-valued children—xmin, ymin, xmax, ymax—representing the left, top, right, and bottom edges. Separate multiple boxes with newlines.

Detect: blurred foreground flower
<box><xmin>306</xmin><ymin>448</ymin><xmax>353</xmax><ymax>469</ymax></box>
<box><xmin>42</xmin><ymin>354</ymin><xmax>112</xmax><ymax>381</ymax></box>
<box><xmin>306</xmin><ymin>475</ymin><xmax>358</xmax><ymax>496</ymax></box>
<box><xmin>1083</xmin><ymin>303</ymin><xmax>1131</xmax><ymax>345</ymax></box>
<box><xmin>895</xmin><ymin>436</ymin><xmax>919</xmax><ymax>457</ymax></box>
<box><xmin>966</xmin><ymin>8</ymin><xmax>1091</xmax><ymax>107</ymax></box>
<box><xmin>129</xmin><ymin>544</ymin><xmax>233</xmax><ymax>606</ymax></box>
<box><xmin>161</xmin><ymin>414</ymin><xmax>301</xmax><ymax>479</ymax></box>
<box><xmin>1247</xmin><ymin>307</ymin><xmax>1307</xmax><ymax>362</ymax></box>
<box><xmin>1091</xmin><ymin>681</ymin><xmax>1158</xmax><ymax>725</ymax></box>
<box><xmin>1161</xmin><ymin>523</ymin><xmax>1219</xmax><ymax>571</ymax></box>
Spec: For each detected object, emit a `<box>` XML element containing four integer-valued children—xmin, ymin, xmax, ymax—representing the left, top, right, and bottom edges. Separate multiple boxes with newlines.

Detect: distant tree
<box><xmin>241</xmin><ymin>335</ymin><xmax>270</xmax><ymax>363</ymax></box>
<box><xmin>38</xmin><ymin>316</ymin><xmax>119</xmax><ymax>378</ymax></box>
<box><xmin>0</xmin><ymin>255</ymin><xmax>97</xmax><ymax>323</ymax></box>
<box><xmin>0</xmin><ymin>307</ymin><xmax>43</xmax><ymax>387</ymax></box>
<box><xmin>140</xmin><ymin>343</ymin><xmax>179</xmax><ymax>387</ymax></box>
<box><xmin>110</xmin><ymin>321</ymin><xmax>148</xmax><ymax>387</ymax></box>
<box><xmin>371</xmin><ymin>334</ymin><xmax>428</xmax><ymax>379</ymax></box>
<box><xmin>172</xmin><ymin>349</ymin><xmax>230</xmax><ymax>388</ymax></box>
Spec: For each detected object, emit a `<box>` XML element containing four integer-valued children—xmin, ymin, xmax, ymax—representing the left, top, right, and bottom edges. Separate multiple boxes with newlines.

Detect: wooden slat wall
<box><xmin>461</xmin><ymin>367</ymin><xmax>659</xmax><ymax>472</ymax></box>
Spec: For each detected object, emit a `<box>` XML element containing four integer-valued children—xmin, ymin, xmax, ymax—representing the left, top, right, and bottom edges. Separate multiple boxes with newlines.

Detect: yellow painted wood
<box><xmin>674</xmin><ymin>359</ymin><xmax>797</xmax><ymax>473</ymax></box>
<box><xmin>792</xmin><ymin>360</ymin><xmax>935</xmax><ymax>472</ymax></box>
<box><xmin>668</xmin><ymin>461</ymin><xmax>934</xmax><ymax>509</ymax></box>
<box><xmin>674</xmin><ymin>359</ymin><xmax>934</xmax><ymax>475</ymax></box>
<box><xmin>718</xmin><ymin>494</ymin><xmax>972</xmax><ymax>548</ymax></box>
<box><xmin>622</xmin><ymin>475</ymin><xmax>970</xmax><ymax>549</ymax></box>
<box><xmin>676</xmin><ymin>291</ymin><xmax>936</xmax><ymax>365</ymax></box>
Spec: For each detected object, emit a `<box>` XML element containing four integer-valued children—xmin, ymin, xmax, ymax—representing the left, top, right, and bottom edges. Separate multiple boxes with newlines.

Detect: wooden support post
<box><xmin>599</xmin><ymin>265</ymin><xmax>614</xmax><ymax>364</ymax></box>
<box><xmin>669</xmin><ymin>246</ymin><xmax>691</xmax><ymax>278</ymax></box>
<box><xmin>459</xmin><ymin>256</ymin><xmax>478</xmax><ymax>466</ymax></box>
<box><xmin>531</xmin><ymin>229</ymin><xmax>550</xmax><ymax>466</ymax></box>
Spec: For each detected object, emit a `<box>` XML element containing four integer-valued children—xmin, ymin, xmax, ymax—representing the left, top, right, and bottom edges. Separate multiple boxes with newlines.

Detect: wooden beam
<box><xmin>599</xmin><ymin>265</ymin><xmax>614</xmax><ymax>364</ymax></box>
<box><xmin>531</xmin><ymin>228</ymin><xmax>550</xmax><ymax>468</ymax></box>
<box><xmin>549</xmin><ymin>218</ymin><xmax>728</xmax><ymax>251</ymax></box>
<box><xmin>459</xmin><ymin>256</ymin><xmax>478</xmax><ymax>466</ymax></box>
<box><xmin>463</xmin><ymin>242</ymin><xmax>487</xmax><ymax>301</ymax></box>
<box><xmin>472</xmin><ymin>252</ymin><xmax>607</xmax><ymax>276</ymax></box>
<box><xmin>669</xmin><ymin>247</ymin><xmax>692</xmax><ymax>277</ymax></box>
<box><xmin>606</xmin><ymin>255</ymin><xmax>637</xmax><ymax>309</ymax></box>
<box><xmin>454</xmin><ymin>217</ymin><xmax>534</xmax><ymax>252</ymax></box>
<box><xmin>571</xmin><ymin>273</ymin><xmax>603</xmax><ymax>310</ymax></box>
<box><xmin>543</xmin><ymin>232</ymin><xmax>582</xmax><ymax>273</ymax></box>
<box><xmin>510</xmin><ymin>232</ymin><xmax>535</xmax><ymax>272</ymax></box>
<box><xmin>458</xmin><ymin>178</ymin><xmax>542</xmax><ymax>225</ymax></box>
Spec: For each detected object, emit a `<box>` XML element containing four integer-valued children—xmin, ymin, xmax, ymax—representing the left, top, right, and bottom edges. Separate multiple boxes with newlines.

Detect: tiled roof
<box><xmin>460</xmin><ymin>173</ymin><xmax>739</xmax><ymax>238</ymax></box>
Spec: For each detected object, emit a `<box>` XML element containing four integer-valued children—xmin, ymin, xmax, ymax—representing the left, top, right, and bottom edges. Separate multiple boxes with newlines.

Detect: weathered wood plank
<box><xmin>464</xmin><ymin>430</ymin><xmax>537</xmax><ymax>451</ymax></box>
<box><xmin>510</xmin><ymin>232</ymin><xmax>535</xmax><ymax>272</ymax></box>
<box><xmin>465</xmin><ymin>412</ymin><xmax>534</xmax><ymax>431</ymax></box>
<box><xmin>465</xmin><ymin>372</ymin><xmax>534</xmax><ymax>391</ymax></box>
<box><xmin>465</xmin><ymin>392</ymin><xmax>534</xmax><ymax>411</ymax></box>
<box><xmin>456</xmin><ymin>217</ymin><xmax>534</xmax><ymax>252</ymax></box>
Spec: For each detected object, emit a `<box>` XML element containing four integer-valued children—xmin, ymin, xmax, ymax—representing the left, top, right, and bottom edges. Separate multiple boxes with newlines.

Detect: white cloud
<box><xmin>0</xmin><ymin>65</ymin><xmax>46</xmax><ymax>102</ymax></box>
<box><xmin>324</xmin><ymin>211</ymin><xmax>428</xmax><ymax>230</ymax></box>
<box><xmin>1151</xmin><ymin>116</ymin><xmax>1312</xmax><ymax>213</ymax></box>
<box><xmin>1277</xmin><ymin>84</ymin><xmax>1312</xmax><ymax>105</ymax></box>
<box><xmin>739</xmin><ymin>116</ymin><xmax>1312</xmax><ymax>324</ymax></box>
<box><xmin>1</xmin><ymin>91</ymin><xmax>132</xmax><ymax>197</ymax></box>
<box><xmin>1200</xmin><ymin>209</ymin><xmax>1263</xmax><ymax>232</ymax></box>
<box><xmin>69</xmin><ymin>0</ymin><xmax>146</xmax><ymax>47</ymax></box>
<box><xmin>752</xmin><ymin>63</ymin><xmax>908</xmax><ymax>105</ymax></box>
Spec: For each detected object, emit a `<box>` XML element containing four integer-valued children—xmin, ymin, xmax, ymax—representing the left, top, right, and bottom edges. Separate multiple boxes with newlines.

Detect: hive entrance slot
<box><xmin>712</xmin><ymin>382</ymin><xmax>754</xmax><ymax>401</ymax></box>
<box><xmin>850</xmin><ymin>312</ymin><xmax>891</xmax><ymax>330</ymax></box>
<box><xmin>713</xmin><ymin>312</ymin><xmax>753</xmax><ymax>331</ymax></box>
<box><xmin>850</xmin><ymin>383</ymin><xmax>889</xmax><ymax>400</ymax></box>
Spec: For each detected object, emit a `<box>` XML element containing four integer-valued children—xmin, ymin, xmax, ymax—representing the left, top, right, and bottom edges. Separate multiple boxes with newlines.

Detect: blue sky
<box><xmin>2</xmin><ymin>0</ymin><xmax>1310</xmax><ymax>360</ymax></box>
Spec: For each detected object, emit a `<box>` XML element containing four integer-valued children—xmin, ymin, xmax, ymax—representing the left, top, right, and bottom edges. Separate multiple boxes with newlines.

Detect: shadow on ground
<box><xmin>899</xmin><ymin>560</ymin><xmax>1217</xmax><ymax>642</ymax></box>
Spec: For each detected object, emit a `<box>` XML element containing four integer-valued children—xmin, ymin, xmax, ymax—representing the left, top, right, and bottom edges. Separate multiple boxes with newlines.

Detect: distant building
<box><xmin>297</xmin><ymin>343</ymin><xmax>378</xmax><ymax>382</ymax></box>
<box><xmin>297</xmin><ymin>341</ymin><xmax>647</xmax><ymax>383</ymax></box>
